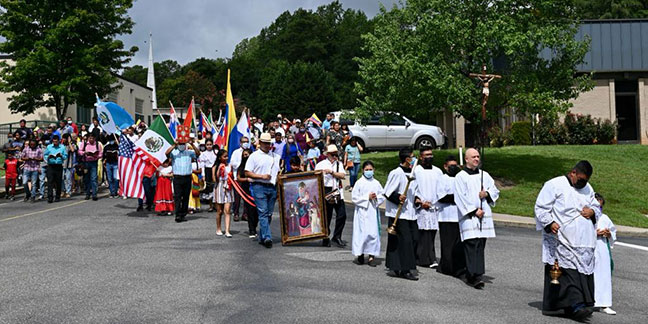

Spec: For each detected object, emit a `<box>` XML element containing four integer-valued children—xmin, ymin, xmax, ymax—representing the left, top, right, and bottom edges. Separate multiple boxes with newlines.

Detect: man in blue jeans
<box><xmin>244</xmin><ymin>133</ymin><xmax>281</xmax><ymax>248</ymax></box>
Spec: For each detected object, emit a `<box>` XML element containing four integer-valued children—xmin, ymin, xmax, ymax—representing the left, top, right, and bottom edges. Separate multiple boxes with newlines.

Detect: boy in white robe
<box><xmin>535</xmin><ymin>160</ymin><xmax>601</xmax><ymax>321</ymax></box>
<box><xmin>383</xmin><ymin>148</ymin><xmax>419</xmax><ymax>281</ymax></box>
<box><xmin>351</xmin><ymin>160</ymin><xmax>385</xmax><ymax>266</ymax></box>
<box><xmin>454</xmin><ymin>148</ymin><xmax>499</xmax><ymax>289</ymax></box>
<box><xmin>594</xmin><ymin>193</ymin><xmax>617</xmax><ymax>315</ymax></box>
<box><xmin>413</xmin><ymin>146</ymin><xmax>443</xmax><ymax>268</ymax></box>
<box><xmin>437</xmin><ymin>155</ymin><xmax>466</xmax><ymax>277</ymax></box>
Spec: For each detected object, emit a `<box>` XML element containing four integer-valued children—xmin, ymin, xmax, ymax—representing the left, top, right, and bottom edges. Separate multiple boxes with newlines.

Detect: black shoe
<box><xmin>175</xmin><ymin>216</ymin><xmax>182</xmax><ymax>223</ymax></box>
<box><xmin>85</xmin><ymin>195</ymin><xmax>90</xmax><ymax>200</ymax></box>
<box><xmin>402</xmin><ymin>272</ymin><xmax>419</xmax><ymax>281</ymax></box>
<box><xmin>54</xmin><ymin>198</ymin><xmax>60</xmax><ymax>202</ymax></box>
<box><xmin>332</xmin><ymin>237</ymin><xmax>347</xmax><ymax>247</ymax></box>
<box><xmin>92</xmin><ymin>196</ymin><xmax>98</xmax><ymax>201</ymax></box>
<box><xmin>570</xmin><ymin>307</ymin><xmax>593</xmax><ymax>321</ymax></box>
<box><xmin>47</xmin><ymin>199</ymin><xmax>53</xmax><ymax>203</ymax></box>
<box><xmin>137</xmin><ymin>206</ymin><xmax>144</xmax><ymax>212</ymax></box>
<box><xmin>30</xmin><ymin>197</ymin><xmax>35</xmax><ymax>203</ymax></box>
<box><xmin>146</xmin><ymin>205</ymin><xmax>152</xmax><ymax>211</ymax></box>
<box><xmin>24</xmin><ymin>196</ymin><xmax>29</xmax><ymax>202</ymax></box>
<box><xmin>387</xmin><ymin>270</ymin><xmax>401</xmax><ymax>278</ymax></box>
<box><xmin>263</xmin><ymin>240</ymin><xmax>273</xmax><ymax>248</ymax></box>
<box><xmin>473</xmin><ymin>280</ymin><xmax>485</xmax><ymax>289</ymax></box>
<box><xmin>355</xmin><ymin>255</ymin><xmax>364</xmax><ymax>265</ymax></box>
<box><xmin>322</xmin><ymin>238</ymin><xmax>331</xmax><ymax>247</ymax></box>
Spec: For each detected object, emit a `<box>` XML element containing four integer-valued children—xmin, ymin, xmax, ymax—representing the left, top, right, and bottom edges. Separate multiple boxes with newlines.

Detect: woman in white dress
<box><xmin>212</xmin><ymin>149</ymin><xmax>234</xmax><ymax>238</ymax></box>
<box><xmin>594</xmin><ymin>193</ymin><xmax>617</xmax><ymax>315</ymax></box>
<box><xmin>351</xmin><ymin>161</ymin><xmax>385</xmax><ymax>267</ymax></box>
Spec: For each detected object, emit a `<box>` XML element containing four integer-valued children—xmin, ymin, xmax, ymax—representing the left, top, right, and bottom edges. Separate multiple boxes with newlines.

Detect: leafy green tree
<box><xmin>121</xmin><ymin>65</ymin><xmax>147</xmax><ymax>85</ymax></box>
<box><xmin>256</xmin><ymin>60</ymin><xmax>336</xmax><ymax>119</ymax></box>
<box><xmin>576</xmin><ymin>0</ymin><xmax>648</xmax><ymax>19</ymax></box>
<box><xmin>0</xmin><ymin>0</ymin><xmax>137</xmax><ymax>120</ymax></box>
<box><xmin>158</xmin><ymin>70</ymin><xmax>218</xmax><ymax>113</ymax></box>
<box><xmin>355</xmin><ymin>0</ymin><xmax>592</xmax><ymax>131</ymax></box>
<box><xmin>122</xmin><ymin>59</ymin><xmax>182</xmax><ymax>89</ymax></box>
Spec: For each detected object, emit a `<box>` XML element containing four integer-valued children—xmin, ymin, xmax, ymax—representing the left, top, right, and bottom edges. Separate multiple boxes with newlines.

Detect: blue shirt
<box><xmin>345</xmin><ymin>144</ymin><xmax>361</xmax><ymax>163</ymax></box>
<box><xmin>170</xmin><ymin>149</ymin><xmax>196</xmax><ymax>175</ymax></box>
<box><xmin>322</xmin><ymin>120</ymin><xmax>331</xmax><ymax>130</ymax></box>
<box><xmin>44</xmin><ymin>144</ymin><xmax>68</xmax><ymax>165</ymax></box>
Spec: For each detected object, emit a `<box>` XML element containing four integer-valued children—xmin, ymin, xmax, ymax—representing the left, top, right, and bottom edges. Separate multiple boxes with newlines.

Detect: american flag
<box><xmin>118</xmin><ymin>134</ymin><xmax>146</xmax><ymax>199</ymax></box>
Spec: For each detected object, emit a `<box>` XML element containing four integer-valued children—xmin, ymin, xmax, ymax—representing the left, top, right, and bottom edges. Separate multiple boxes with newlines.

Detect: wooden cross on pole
<box><xmin>469</xmin><ymin>64</ymin><xmax>502</xmax><ymax>123</ymax></box>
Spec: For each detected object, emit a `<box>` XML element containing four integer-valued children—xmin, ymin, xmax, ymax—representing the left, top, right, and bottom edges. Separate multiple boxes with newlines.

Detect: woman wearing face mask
<box><xmin>213</xmin><ymin>149</ymin><xmax>234</xmax><ymax>237</ymax></box>
<box><xmin>351</xmin><ymin>160</ymin><xmax>384</xmax><ymax>267</ymax></box>
<box><xmin>344</xmin><ymin>137</ymin><xmax>363</xmax><ymax>190</ymax></box>
<box><xmin>294</xmin><ymin>125</ymin><xmax>313</xmax><ymax>152</ymax></box>
<box><xmin>282</xmin><ymin>134</ymin><xmax>303</xmax><ymax>173</ymax></box>
<box><xmin>198</xmin><ymin>139</ymin><xmax>217</xmax><ymax>212</ymax></box>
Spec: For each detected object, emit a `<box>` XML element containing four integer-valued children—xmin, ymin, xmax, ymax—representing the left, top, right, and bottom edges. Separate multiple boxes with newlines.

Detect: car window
<box><xmin>389</xmin><ymin>115</ymin><xmax>406</xmax><ymax>126</ymax></box>
<box><xmin>366</xmin><ymin>115</ymin><xmax>382</xmax><ymax>126</ymax></box>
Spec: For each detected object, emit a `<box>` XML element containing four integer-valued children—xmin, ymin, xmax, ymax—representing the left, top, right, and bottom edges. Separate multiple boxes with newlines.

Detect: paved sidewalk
<box><xmin>340</xmin><ymin>176</ymin><xmax>648</xmax><ymax>237</ymax></box>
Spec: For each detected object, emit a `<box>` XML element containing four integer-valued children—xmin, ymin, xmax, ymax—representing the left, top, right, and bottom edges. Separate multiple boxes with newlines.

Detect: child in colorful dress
<box><xmin>188</xmin><ymin>160</ymin><xmax>202</xmax><ymax>214</ymax></box>
<box><xmin>154</xmin><ymin>159</ymin><xmax>174</xmax><ymax>216</ymax></box>
<box><xmin>213</xmin><ymin>149</ymin><xmax>233</xmax><ymax>237</ymax></box>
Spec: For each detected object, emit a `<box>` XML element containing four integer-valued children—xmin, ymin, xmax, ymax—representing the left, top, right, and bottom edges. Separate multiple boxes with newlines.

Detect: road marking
<box><xmin>0</xmin><ymin>193</ymin><xmax>110</xmax><ymax>222</ymax></box>
<box><xmin>616</xmin><ymin>242</ymin><xmax>648</xmax><ymax>252</ymax></box>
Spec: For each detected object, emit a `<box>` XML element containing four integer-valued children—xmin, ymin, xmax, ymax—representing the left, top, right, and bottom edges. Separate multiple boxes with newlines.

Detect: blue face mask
<box><xmin>364</xmin><ymin>170</ymin><xmax>374</xmax><ymax>179</ymax></box>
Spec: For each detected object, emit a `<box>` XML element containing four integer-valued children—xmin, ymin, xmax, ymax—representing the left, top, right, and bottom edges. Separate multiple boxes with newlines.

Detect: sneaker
<box><xmin>430</xmin><ymin>262</ymin><xmax>439</xmax><ymax>269</ymax></box>
<box><xmin>600</xmin><ymin>307</ymin><xmax>617</xmax><ymax>315</ymax></box>
<box><xmin>216</xmin><ymin>231</ymin><xmax>223</xmax><ymax>236</ymax></box>
<box><xmin>249</xmin><ymin>234</ymin><xmax>257</xmax><ymax>239</ymax></box>
<box><xmin>10</xmin><ymin>196</ymin><xmax>15</xmax><ymax>201</ymax></box>
<box><xmin>122</xmin><ymin>196</ymin><xmax>127</xmax><ymax>200</ymax></box>
<box><xmin>225</xmin><ymin>233</ymin><xmax>232</xmax><ymax>238</ymax></box>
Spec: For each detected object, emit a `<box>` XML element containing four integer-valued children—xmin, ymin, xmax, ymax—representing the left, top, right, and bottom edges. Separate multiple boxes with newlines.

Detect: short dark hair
<box><xmin>289</xmin><ymin>156</ymin><xmax>301</xmax><ymax>166</ymax></box>
<box><xmin>362</xmin><ymin>160</ymin><xmax>374</xmax><ymax>169</ymax></box>
<box><xmin>573</xmin><ymin>160</ymin><xmax>593</xmax><ymax>177</ymax></box>
<box><xmin>419</xmin><ymin>145</ymin><xmax>433</xmax><ymax>155</ymax></box>
<box><xmin>51</xmin><ymin>135</ymin><xmax>60</xmax><ymax>141</ymax></box>
<box><xmin>595</xmin><ymin>192</ymin><xmax>605</xmax><ymax>206</ymax></box>
<box><xmin>399</xmin><ymin>148</ymin><xmax>412</xmax><ymax>163</ymax></box>
<box><xmin>445</xmin><ymin>155</ymin><xmax>458</xmax><ymax>163</ymax></box>
<box><xmin>19</xmin><ymin>119</ymin><xmax>26</xmax><ymax>123</ymax></box>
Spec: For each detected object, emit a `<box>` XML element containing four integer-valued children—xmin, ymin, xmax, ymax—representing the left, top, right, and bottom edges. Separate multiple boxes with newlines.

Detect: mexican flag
<box><xmin>134</xmin><ymin>115</ymin><xmax>174</xmax><ymax>167</ymax></box>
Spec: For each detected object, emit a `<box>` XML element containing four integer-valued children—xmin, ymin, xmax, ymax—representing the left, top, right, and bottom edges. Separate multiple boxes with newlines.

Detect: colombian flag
<box><xmin>223</xmin><ymin>69</ymin><xmax>238</xmax><ymax>151</ymax></box>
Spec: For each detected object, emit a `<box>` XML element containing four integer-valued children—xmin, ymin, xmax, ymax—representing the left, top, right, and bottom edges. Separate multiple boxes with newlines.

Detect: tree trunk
<box><xmin>54</xmin><ymin>94</ymin><xmax>62</xmax><ymax>122</ymax></box>
<box><xmin>61</xmin><ymin>95</ymin><xmax>69</xmax><ymax>121</ymax></box>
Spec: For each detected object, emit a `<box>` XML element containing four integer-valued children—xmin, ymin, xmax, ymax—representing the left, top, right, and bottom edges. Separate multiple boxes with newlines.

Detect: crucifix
<box><xmin>468</xmin><ymin>64</ymin><xmax>501</xmax><ymax>231</ymax></box>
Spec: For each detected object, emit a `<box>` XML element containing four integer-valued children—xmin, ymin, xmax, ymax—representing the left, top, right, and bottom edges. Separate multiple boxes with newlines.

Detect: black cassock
<box><xmin>385</xmin><ymin>217</ymin><xmax>418</xmax><ymax>272</ymax></box>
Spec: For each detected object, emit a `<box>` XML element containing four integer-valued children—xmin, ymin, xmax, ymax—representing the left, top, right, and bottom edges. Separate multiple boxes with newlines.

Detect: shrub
<box><xmin>509</xmin><ymin>121</ymin><xmax>532</xmax><ymax>145</ymax></box>
<box><xmin>564</xmin><ymin>113</ymin><xmax>597</xmax><ymax>145</ymax></box>
<box><xmin>596</xmin><ymin>119</ymin><xmax>617</xmax><ymax>144</ymax></box>
<box><xmin>488</xmin><ymin>125</ymin><xmax>505</xmax><ymax>147</ymax></box>
<box><xmin>536</xmin><ymin>116</ymin><xmax>567</xmax><ymax>145</ymax></box>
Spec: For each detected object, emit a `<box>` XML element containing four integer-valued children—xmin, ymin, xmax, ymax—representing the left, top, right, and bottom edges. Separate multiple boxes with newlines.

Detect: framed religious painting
<box><xmin>277</xmin><ymin>171</ymin><xmax>329</xmax><ymax>245</ymax></box>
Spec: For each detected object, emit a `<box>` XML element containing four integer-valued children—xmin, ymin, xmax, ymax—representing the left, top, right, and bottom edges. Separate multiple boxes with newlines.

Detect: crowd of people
<box><xmin>1</xmin><ymin>113</ymin><xmax>618</xmax><ymax>321</ymax></box>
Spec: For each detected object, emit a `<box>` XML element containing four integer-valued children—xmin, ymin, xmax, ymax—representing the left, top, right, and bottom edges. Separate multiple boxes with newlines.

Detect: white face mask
<box><xmin>178</xmin><ymin>144</ymin><xmax>186</xmax><ymax>151</ymax></box>
<box><xmin>242</xmin><ymin>142</ymin><xmax>250</xmax><ymax>149</ymax></box>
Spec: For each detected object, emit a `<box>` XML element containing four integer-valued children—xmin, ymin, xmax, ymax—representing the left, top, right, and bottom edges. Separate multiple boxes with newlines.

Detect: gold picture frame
<box><xmin>277</xmin><ymin>171</ymin><xmax>329</xmax><ymax>245</ymax></box>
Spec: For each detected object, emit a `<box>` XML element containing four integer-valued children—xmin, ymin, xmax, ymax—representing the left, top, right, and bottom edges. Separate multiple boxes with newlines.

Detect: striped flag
<box><xmin>118</xmin><ymin>134</ymin><xmax>146</xmax><ymax>199</ymax></box>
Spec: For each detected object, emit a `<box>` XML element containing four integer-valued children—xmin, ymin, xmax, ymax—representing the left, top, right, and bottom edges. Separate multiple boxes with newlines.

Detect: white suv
<box><xmin>331</xmin><ymin>111</ymin><xmax>445</xmax><ymax>150</ymax></box>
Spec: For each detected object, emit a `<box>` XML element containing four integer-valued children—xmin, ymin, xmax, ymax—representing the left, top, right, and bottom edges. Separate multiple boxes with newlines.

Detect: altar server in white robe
<box><xmin>454</xmin><ymin>148</ymin><xmax>499</xmax><ymax>289</ymax></box>
<box><xmin>593</xmin><ymin>193</ymin><xmax>617</xmax><ymax>315</ymax></box>
<box><xmin>413</xmin><ymin>146</ymin><xmax>443</xmax><ymax>268</ymax></box>
<box><xmin>534</xmin><ymin>160</ymin><xmax>601</xmax><ymax>321</ymax></box>
<box><xmin>351</xmin><ymin>160</ymin><xmax>385</xmax><ymax>267</ymax></box>
<box><xmin>383</xmin><ymin>148</ymin><xmax>419</xmax><ymax>281</ymax></box>
<box><xmin>437</xmin><ymin>155</ymin><xmax>466</xmax><ymax>277</ymax></box>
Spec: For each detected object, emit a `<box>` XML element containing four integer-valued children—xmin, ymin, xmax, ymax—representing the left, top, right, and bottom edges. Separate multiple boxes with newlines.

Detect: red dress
<box><xmin>154</xmin><ymin>166</ymin><xmax>174</xmax><ymax>212</ymax></box>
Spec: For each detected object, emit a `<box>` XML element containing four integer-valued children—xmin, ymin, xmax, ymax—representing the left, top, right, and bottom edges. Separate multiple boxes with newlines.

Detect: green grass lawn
<box><xmin>363</xmin><ymin>145</ymin><xmax>648</xmax><ymax>228</ymax></box>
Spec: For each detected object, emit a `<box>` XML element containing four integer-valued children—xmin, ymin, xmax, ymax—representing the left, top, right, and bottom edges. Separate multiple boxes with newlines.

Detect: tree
<box><xmin>121</xmin><ymin>65</ymin><xmax>147</xmax><ymax>85</ymax></box>
<box><xmin>355</xmin><ymin>0</ymin><xmax>592</xmax><ymax>132</ymax></box>
<box><xmin>0</xmin><ymin>0</ymin><xmax>137</xmax><ymax>120</ymax></box>
<box><xmin>158</xmin><ymin>70</ymin><xmax>219</xmax><ymax>114</ymax></box>
<box><xmin>122</xmin><ymin>59</ymin><xmax>181</xmax><ymax>89</ymax></box>
<box><xmin>575</xmin><ymin>0</ymin><xmax>648</xmax><ymax>19</ymax></box>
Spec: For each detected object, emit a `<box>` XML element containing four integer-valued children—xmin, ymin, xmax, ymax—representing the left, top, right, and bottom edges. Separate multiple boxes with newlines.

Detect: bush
<box><xmin>509</xmin><ymin>121</ymin><xmax>532</xmax><ymax>145</ymax></box>
<box><xmin>564</xmin><ymin>113</ymin><xmax>597</xmax><ymax>145</ymax></box>
<box><xmin>488</xmin><ymin>125</ymin><xmax>505</xmax><ymax>147</ymax></box>
<box><xmin>596</xmin><ymin>119</ymin><xmax>617</xmax><ymax>144</ymax></box>
<box><xmin>536</xmin><ymin>115</ymin><xmax>568</xmax><ymax>145</ymax></box>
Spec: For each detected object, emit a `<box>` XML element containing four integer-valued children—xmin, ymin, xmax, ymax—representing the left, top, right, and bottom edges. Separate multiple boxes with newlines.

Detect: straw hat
<box><xmin>259</xmin><ymin>133</ymin><xmax>272</xmax><ymax>143</ymax></box>
<box><xmin>326</xmin><ymin>144</ymin><xmax>338</xmax><ymax>154</ymax></box>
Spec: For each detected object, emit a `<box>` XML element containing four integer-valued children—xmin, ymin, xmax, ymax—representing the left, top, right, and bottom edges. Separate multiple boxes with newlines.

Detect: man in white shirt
<box><xmin>245</xmin><ymin>133</ymin><xmax>281</xmax><ymax>249</ymax></box>
<box><xmin>230</xmin><ymin>136</ymin><xmax>251</xmax><ymax>221</ymax></box>
<box><xmin>535</xmin><ymin>160</ymin><xmax>600</xmax><ymax>321</ymax></box>
<box><xmin>315</xmin><ymin>145</ymin><xmax>347</xmax><ymax>248</ymax></box>
<box><xmin>383</xmin><ymin>148</ymin><xmax>419</xmax><ymax>281</ymax></box>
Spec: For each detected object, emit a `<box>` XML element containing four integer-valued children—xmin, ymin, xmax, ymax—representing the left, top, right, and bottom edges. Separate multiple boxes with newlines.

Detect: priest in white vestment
<box><xmin>351</xmin><ymin>161</ymin><xmax>385</xmax><ymax>267</ymax></box>
<box><xmin>413</xmin><ymin>146</ymin><xmax>443</xmax><ymax>268</ymax></box>
<box><xmin>534</xmin><ymin>160</ymin><xmax>601</xmax><ymax>321</ymax></box>
<box><xmin>454</xmin><ymin>148</ymin><xmax>499</xmax><ymax>289</ymax></box>
<box><xmin>436</xmin><ymin>155</ymin><xmax>466</xmax><ymax>277</ymax></box>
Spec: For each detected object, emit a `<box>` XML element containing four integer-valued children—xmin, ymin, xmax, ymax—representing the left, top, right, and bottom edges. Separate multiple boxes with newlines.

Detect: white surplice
<box><xmin>351</xmin><ymin>176</ymin><xmax>385</xmax><ymax>256</ymax></box>
<box><xmin>454</xmin><ymin>168</ymin><xmax>499</xmax><ymax>241</ymax></box>
<box><xmin>534</xmin><ymin>176</ymin><xmax>601</xmax><ymax>274</ymax></box>
<box><xmin>594</xmin><ymin>213</ymin><xmax>617</xmax><ymax>307</ymax></box>
<box><xmin>383</xmin><ymin>166</ymin><xmax>417</xmax><ymax>221</ymax></box>
<box><xmin>413</xmin><ymin>166</ymin><xmax>444</xmax><ymax>230</ymax></box>
<box><xmin>438</xmin><ymin>174</ymin><xmax>459</xmax><ymax>223</ymax></box>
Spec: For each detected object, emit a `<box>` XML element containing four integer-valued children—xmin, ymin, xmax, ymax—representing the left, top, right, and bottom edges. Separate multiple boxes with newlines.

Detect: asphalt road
<box><xmin>1</xmin><ymin>192</ymin><xmax>647</xmax><ymax>324</ymax></box>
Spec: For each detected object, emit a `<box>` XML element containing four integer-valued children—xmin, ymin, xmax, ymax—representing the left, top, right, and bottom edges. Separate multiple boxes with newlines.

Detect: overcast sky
<box><xmin>120</xmin><ymin>0</ymin><xmax>396</xmax><ymax>67</ymax></box>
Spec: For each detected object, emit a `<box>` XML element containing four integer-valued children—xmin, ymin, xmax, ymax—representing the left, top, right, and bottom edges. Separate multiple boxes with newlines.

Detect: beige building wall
<box><xmin>639</xmin><ymin>78</ymin><xmax>648</xmax><ymax>144</ymax></box>
<box><xmin>569</xmin><ymin>79</ymin><xmax>616</xmax><ymax>121</ymax></box>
